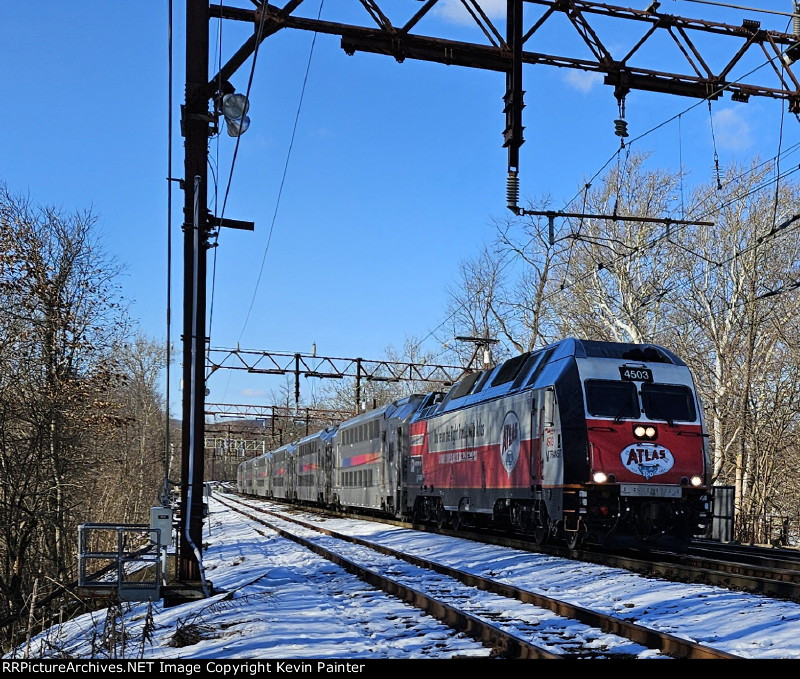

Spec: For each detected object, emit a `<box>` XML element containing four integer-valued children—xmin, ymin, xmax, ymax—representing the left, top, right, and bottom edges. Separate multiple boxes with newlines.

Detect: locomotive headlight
<box><xmin>633</xmin><ymin>424</ymin><xmax>658</xmax><ymax>440</ymax></box>
<box><xmin>592</xmin><ymin>471</ymin><xmax>608</xmax><ymax>483</ymax></box>
<box><xmin>690</xmin><ymin>475</ymin><xmax>703</xmax><ymax>487</ymax></box>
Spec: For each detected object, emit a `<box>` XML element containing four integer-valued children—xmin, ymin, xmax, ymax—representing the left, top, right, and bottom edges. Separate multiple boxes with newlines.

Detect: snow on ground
<box><xmin>10</xmin><ymin>489</ymin><xmax>800</xmax><ymax>660</ymax></box>
<box><xmin>13</xmin><ymin>496</ymin><xmax>490</xmax><ymax>660</ymax></box>
<box><xmin>232</xmin><ymin>494</ymin><xmax>800</xmax><ymax>660</ymax></box>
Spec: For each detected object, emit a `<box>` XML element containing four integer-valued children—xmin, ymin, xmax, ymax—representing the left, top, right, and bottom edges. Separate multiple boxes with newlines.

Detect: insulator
<box><xmin>614</xmin><ymin>118</ymin><xmax>629</xmax><ymax>138</ymax></box>
<box><xmin>795</xmin><ymin>2</ymin><xmax>800</xmax><ymax>36</ymax></box>
<box><xmin>713</xmin><ymin>160</ymin><xmax>723</xmax><ymax>190</ymax></box>
<box><xmin>507</xmin><ymin>172</ymin><xmax>520</xmax><ymax>211</ymax></box>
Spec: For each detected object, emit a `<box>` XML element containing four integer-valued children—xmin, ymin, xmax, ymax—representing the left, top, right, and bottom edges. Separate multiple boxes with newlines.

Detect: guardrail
<box><xmin>77</xmin><ymin>524</ymin><xmax>163</xmax><ymax>601</ymax></box>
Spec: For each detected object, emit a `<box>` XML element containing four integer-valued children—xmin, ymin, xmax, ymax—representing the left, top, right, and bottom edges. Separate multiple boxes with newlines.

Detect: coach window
<box><xmin>584</xmin><ymin>380</ymin><xmax>640</xmax><ymax>419</ymax></box>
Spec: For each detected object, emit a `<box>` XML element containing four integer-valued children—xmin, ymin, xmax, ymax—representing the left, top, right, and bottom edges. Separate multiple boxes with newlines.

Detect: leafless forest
<box><xmin>0</xmin><ymin>186</ymin><xmax>169</xmax><ymax>650</ymax></box>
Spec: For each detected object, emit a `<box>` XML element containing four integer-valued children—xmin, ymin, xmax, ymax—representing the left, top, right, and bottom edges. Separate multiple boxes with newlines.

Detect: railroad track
<box><xmin>569</xmin><ymin>543</ymin><xmax>800</xmax><ymax>602</ymax></box>
<box><xmin>232</xmin><ymin>491</ymin><xmax>800</xmax><ymax>602</ymax></box>
<box><xmin>216</xmin><ymin>493</ymin><xmax>739</xmax><ymax>660</ymax></box>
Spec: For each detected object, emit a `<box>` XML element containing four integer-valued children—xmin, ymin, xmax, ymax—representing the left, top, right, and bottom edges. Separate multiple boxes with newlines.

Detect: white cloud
<box><xmin>435</xmin><ymin>0</ymin><xmax>505</xmax><ymax>25</ymax></box>
<box><xmin>712</xmin><ymin>107</ymin><xmax>753</xmax><ymax>151</ymax></box>
<box><xmin>563</xmin><ymin>70</ymin><xmax>603</xmax><ymax>94</ymax></box>
<box><xmin>240</xmin><ymin>388</ymin><xmax>267</xmax><ymax>397</ymax></box>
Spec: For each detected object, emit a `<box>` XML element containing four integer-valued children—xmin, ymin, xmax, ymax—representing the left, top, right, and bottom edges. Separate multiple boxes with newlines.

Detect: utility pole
<box><xmin>179</xmin><ymin>0</ymin><xmax>211</xmax><ymax>589</ymax></box>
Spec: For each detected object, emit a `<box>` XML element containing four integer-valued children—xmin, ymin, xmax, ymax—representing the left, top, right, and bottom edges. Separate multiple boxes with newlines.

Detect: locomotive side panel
<box><xmin>415</xmin><ymin>389</ymin><xmax>538</xmax><ymax>517</ymax></box>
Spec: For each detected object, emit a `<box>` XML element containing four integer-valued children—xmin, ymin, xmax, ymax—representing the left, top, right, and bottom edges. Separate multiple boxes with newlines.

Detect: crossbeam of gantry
<box><xmin>208</xmin><ymin>0</ymin><xmax>800</xmax><ymax>111</ymax></box>
<box><xmin>205</xmin><ymin>402</ymin><xmax>356</xmax><ymax>422</ymax></box>
<box><xmin>207</xmin><ymin>347</ymin><xmax>469</xmax><ymax>385</ymax></box>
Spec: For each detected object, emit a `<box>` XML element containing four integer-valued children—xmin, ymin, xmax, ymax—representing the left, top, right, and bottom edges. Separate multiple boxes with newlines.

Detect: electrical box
<box><xmin>150</xmin><ymin>506</ymin><xmax>174</xmax><ymax>548</ymax></box>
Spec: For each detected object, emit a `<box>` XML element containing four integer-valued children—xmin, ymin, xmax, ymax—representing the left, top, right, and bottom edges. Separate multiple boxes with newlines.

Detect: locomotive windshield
<box><xmin>585</xmin><ymin>380</ymin><xmax>640</xmax><ymax>419</ymax></box>
<box><xmin>641</xmin><ymin>383</ymin><xmax>697</xmax><ymax>422</ymax></box>
<box><xmin>584</xmin><ymin>380</ymin><xmax>697</xmax><ymax>423</ymax></box>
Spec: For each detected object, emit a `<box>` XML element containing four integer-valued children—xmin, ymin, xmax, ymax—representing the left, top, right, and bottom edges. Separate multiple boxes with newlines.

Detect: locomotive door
<box><xmin>529</xmin><ymin>391</ymin><xmax>542</xmax><ymax>486</ymax></box>
<box><xmin>392</xmin><ymin>426</ymin><xmax>402</xmax><ymax>513</ymax></box>
<box><xmin>541</xmin><ymin>386</ymin><xmax>563</xmax><ymax>520</ymax></box>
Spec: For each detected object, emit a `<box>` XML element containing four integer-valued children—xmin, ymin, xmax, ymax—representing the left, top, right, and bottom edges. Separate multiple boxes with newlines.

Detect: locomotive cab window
<box><xmin>641</xmin><ymin>383</ymin><xmax>696</xmax><ymax>422</ymax></box>
<box><xmin>584</xmin><ymin>380</ymin><xmax>640</xmax><ymax>419</ymax></box>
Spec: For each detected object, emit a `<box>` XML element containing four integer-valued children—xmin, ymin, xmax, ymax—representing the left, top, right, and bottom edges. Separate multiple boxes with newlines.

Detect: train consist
<box><xmin>237</xmin><ymin>338</ymin><xmax>711</xmax><ymax>548</ymax></box>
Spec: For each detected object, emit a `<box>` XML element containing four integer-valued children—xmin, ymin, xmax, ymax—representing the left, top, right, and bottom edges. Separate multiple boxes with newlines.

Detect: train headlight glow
<box><xmin>690</xmin><ymin>475</ymin><xmax>703</xmax><ymax>487</ymax></box>
<box><xmin>633</xmin><ymin>424</ymin><xmax>658</xmax><ymax>440</ymax></box>
<box><xmin>593</xmin><ymin>471</ymin><xmax>608</xmax><ymax>483</ymax></box>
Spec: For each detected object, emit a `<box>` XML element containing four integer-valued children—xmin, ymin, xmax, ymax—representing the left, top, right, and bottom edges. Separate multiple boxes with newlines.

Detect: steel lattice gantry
<box><xmin>177</xmin><ymin>0</ymin><xmax>800</xmax><ymax>588</ymax></box>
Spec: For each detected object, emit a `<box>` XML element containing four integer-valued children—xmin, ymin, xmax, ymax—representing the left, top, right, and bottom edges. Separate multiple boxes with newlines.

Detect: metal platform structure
<box><xmin>77</xmin><ymin>523</ymin><xmax>164</xmax><ymax>602</ymax></box>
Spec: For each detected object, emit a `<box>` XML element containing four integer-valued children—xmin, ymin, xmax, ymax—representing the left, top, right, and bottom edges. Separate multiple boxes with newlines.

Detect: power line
<box><xmin>673</xmin><ymin>0</ymin><xmax>800</xmax><ymax>19</ymax></box>
<box><xmin>207</xmin><ymin>3</ymin><xmax>269</xmax><ymax>352</ymax></box>
<box><xmin>237</xmin><ymin>0</ymin><xmax>326</xmax><ymax>343</ymax></box>
<box><xmin>552</xmin><ymin>165</ymin><xmax>800</xmax><ymax>318</ymax></box>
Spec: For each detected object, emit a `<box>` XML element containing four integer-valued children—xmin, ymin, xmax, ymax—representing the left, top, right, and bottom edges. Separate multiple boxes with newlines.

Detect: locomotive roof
<box><xmin>570</xmin><ymin>338</ymin><xmax>684</xmax><ymax>365</ymax></box>
<box><xmin>427</xmin><ymin>337</ymin><xmax>685</xmax><ymax>417</ymax></box>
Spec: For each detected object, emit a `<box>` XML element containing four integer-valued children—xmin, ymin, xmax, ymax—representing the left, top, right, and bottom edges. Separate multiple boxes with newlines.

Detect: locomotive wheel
<box><xmin>565</xmin><ymin>525</ymin><xmax>586</xmax><ymax>551</ymax></box>
<box><xmin>435</xmin><ymin>504</ymin><xmax>448</xmax><ymax>529</ymax></box>
<box><xmin>532</xmin><ymin>504</ymin><xmax>550</xmax><ymax>546</ymax></box>
<box><xmin>566</xmin><ymin>530</ymin><xmax>586</xmax><ymax>550</ymax></box>
<box><xmin>451</xmin><ymin>511</ymin><xmax>463</xmax><ymax>532</ymax></box>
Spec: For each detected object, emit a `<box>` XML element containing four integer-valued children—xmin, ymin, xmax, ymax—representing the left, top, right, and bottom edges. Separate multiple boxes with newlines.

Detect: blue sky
<box><xmin>3</xmin><ymin>1</ymin><xmax>798</xmax><ymax>412</ymax></box>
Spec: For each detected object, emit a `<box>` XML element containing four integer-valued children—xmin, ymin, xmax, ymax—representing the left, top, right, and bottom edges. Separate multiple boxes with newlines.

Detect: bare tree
<box><xmin>0</xmin><ymin>186</ymin><xmax>153</xmax><ymax>649</ymax></box>
<box><xmin>440</xmin><ymin>156</ymin><xmax>800</xmax><ymax>539</ymax></box>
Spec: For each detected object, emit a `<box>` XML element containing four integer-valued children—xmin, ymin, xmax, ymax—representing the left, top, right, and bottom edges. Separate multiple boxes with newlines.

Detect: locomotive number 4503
<box><xmin>619</xmin><ymin>367</ymin><xmax>653</xmax><ymax>382</ymax></box>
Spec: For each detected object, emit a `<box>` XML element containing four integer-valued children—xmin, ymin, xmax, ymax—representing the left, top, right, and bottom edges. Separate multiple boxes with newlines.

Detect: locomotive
<box><xmin>237</xmin><ymin>338</ymin><xmax>711</xmax><ymax>548</ymax></box>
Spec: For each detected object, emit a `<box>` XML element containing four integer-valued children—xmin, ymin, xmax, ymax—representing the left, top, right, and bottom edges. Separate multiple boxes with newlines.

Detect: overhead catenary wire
<box><xmin>540</xmin><ymin>36</ymin><xmax>800</xmax><ymax>306</ymax></box>
<box><xmin>548</xmin><ymin>18</ymin><xmax>800</xmax><ymax>317</ymax></box>
<box><xmin>419</xmin><ymin>154</ymin><xmax>800</xmax><ymax>370</ymax></box>
<box><xmin>651</xmin><ymin>212</ymin><xmax>800</xmax><ymax>337</ymax></box>
<box><xmin>549</xmin><ymin>162</ymin><xmax>800</xmax><ymax>310</ymax></box>
<box><xmin>415</xmin><ymin>137</ymin><xmax>800</xmax><ymax>364</ymax></box>
<box><xmin>770</xmin><ymin>18</ymin><xmax>793</xmax><ymax>233</ymax></box>
<box><xmin>207</xmin><ymin>1</ymin><xmax>269</xmax><ymax>355</ymax></box>
<box><xmin>237</xmin><ymin>0</ymin><xmax>326</xmax><ymax>344</ymax></box>
<box><xmin>560</xmin><ymin>41</ymin><xmax>800</xmax><ymax>214</ymax></box>
<box><xmin>672</xmin><ymin>0</ymin><xmax>800</xmax><ymax>19</ymax></box>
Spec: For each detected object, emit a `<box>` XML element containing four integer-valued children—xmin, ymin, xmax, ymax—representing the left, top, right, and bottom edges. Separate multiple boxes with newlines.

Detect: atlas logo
<box><xmin>500</xmin><ymin>411</ymin><xmax>521</xmax><ymax>475</ymax></box>
<box><xmin>620</xmin><ymin>443</ymin><xmax>674</xmax><ymax>480</ymax></box>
